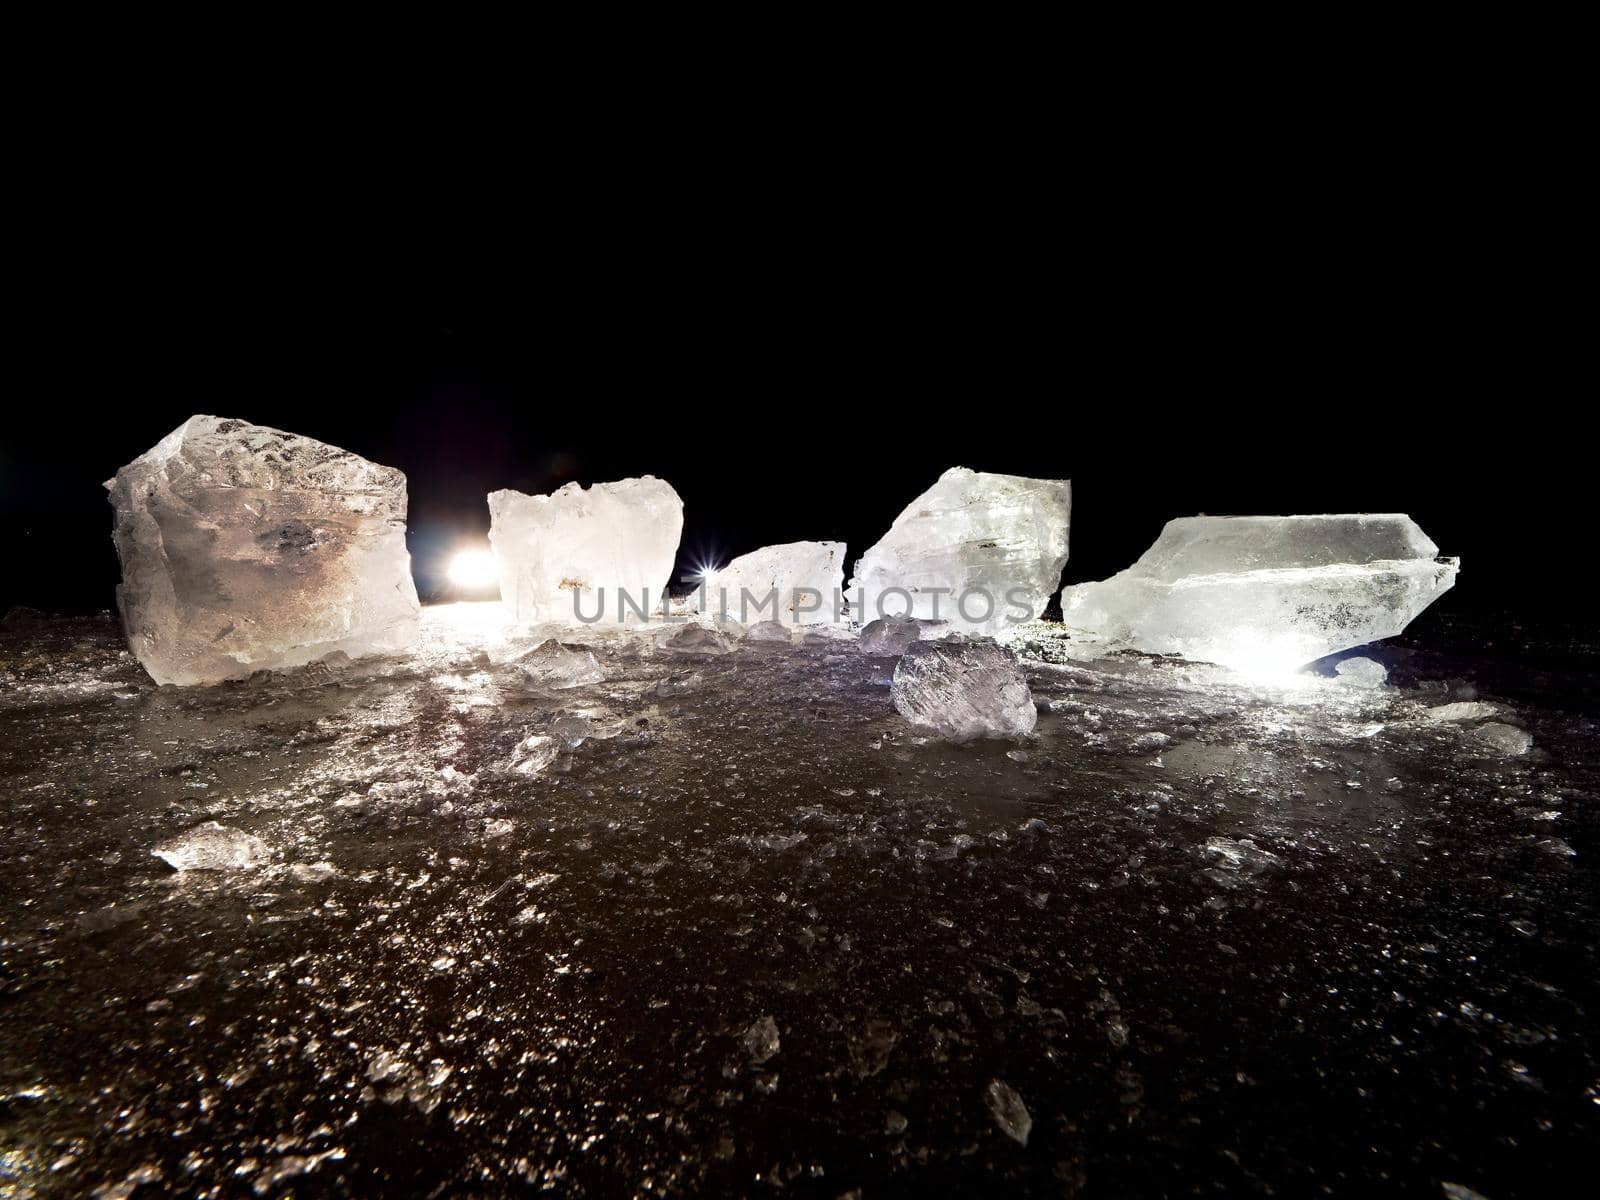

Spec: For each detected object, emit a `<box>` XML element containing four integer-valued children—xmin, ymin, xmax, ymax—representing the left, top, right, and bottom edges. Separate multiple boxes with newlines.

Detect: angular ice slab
<box><xmin>699</xmin><ymin>541</ymin><xmax>845</xmax><ymax>625</ymax></box>
<box><xmin>850</xmin><ymin>468</ymin><xmax>1069</xmax><ymax>635</ymax></box>
<box><xmin>107</xmin><ymin>416</ymin><xmax>420</xmax><ymax>686</ymax></box>
<box><xmin>488</xmin><ymin>477</ymin><xmax>683</xmax><ymax>625</ymax></box>
<box><xmin>1059</xmin><ymin>514</ymin><xmax>1458</xmax><ymax>676</ymax></box>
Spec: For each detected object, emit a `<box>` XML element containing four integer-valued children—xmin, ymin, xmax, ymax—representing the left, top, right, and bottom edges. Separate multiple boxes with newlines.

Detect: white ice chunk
<box><xmin>1424</xmin><ymin>701</ymin><xmax>1502</xmax><ymax>723</ymax></box>
<box><xmin>745</xmin><ymin>619</ymin><xmax>793</xmax><ymax>643</ymax></box>
<box><xmin>106</xmin><ymin>416</ymin><xmax>420</xmax><ymax>686</ymax></box>
<box><xmin>1470</xmin><ymin>722</ymin><xmax>1532</xmax><ymax>756</ymax></box>
<box><xmin>850</xmin><ymin>468</ymin><xmax>1070</xmax><ymax>635</ymax></box>
<box><xmin>488</xmin><ymin>477</ymin><xmax>683</xmax><ymax>625</ymax></box>
<box><xmin>699</xmin><ymin>541</ymin><xmax>845</xmax><ymax>625</ymax></box>
<box><xmin>1060</xmin><ymin>515</ymin><xmax>1458</xmax><ymax>675</ymax></box>
<box><xmin>152</xmin><ymin>821</ymin><xmax>268</xmax><ymax>871</ymax></box>
<box><xmin>891</xmin><ymin>639</ymin><xmax>1037</xmax><ymax>740</ymax></box>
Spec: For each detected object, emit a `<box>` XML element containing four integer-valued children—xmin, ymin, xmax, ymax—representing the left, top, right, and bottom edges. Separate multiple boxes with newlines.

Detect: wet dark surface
<box><xmin>1</xmin><ymin>605</ymin><xmax>1597</xmax><ymax>1198</ymax></box>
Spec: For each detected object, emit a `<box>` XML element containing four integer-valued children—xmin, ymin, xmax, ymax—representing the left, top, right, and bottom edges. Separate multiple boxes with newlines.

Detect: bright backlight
<box><xmin>448</xmin><ymin>549</ymin><xmax>499</xmax><ymax>591</ymax></box>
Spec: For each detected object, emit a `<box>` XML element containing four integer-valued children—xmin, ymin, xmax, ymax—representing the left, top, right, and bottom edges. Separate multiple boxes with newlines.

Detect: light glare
<box><xmin>449</xmin><ymin>549</ymin><xmax>499</xmax><ymax>591</ymax></box>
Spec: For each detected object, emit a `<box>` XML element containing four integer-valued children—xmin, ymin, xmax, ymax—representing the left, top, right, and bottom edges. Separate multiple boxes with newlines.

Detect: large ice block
<box><xmin>1059</xmin><ymin>514</ymin><xmax>1458</xmax><ymax>675</ymax></box>
<box><xmin>849</xmin><ymin>468</ymin><xmax>1069</xmax><ymax>635</ymax></box>
<box><xmin>698</xmin><ymin>541</ymin><xmax>845</xmax><ymax>625</ymax></box>
<box><xmin>488</xmin><ymin>477</ymin><xmax>683</xmax><ymax>625</ymax></box>
<box><xmin>106</xmin><ymin>416</ymin><xmax>420</xmax><ymax>686</ymax></box>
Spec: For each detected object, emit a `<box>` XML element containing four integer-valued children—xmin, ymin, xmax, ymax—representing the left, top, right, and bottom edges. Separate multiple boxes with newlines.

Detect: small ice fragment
<box><xmin>1470</xmin><ymin>723</ymin><xmax>1532</xmax><ymax>756</ymax></box>
<box><xmin>509</xmin><ymin>734</ymin><xmax>559</xmax><ymax>776</ymax></box>
<box><xmin>152</xmin><ymin>822</ymin><xmax>268</xmax><ymax>871</ymax></box>
<box><xmin>1203</xmin><ymin>836</ymin><xmax>1281</xmax><ymax>873</ymax></box>
<box><xmin>1334</xmin><ymin>657</ymin><xmax>1388</xmax><ymax>687</ymax></box>
<box><xmin>891</xmin><ymin>639</ymin><xmax>1037</xmax><ymax>740</ymax></box>
<box><xmin>984</xmin><ymin>1078</ymin><xmax>1032</xmax><ymax>1145</ymax></box>
<box><xmin>656</xmin><ymin>672</ymin><xmax>703</xmax><ymax>697</ymax></box>
<box><xmin>744</xmin><ymin>620</ymin><xmax>793</xmax><ymax>643</ymax></box>
<box><xmin>513</xmin><ymin>640</ymin><xmax>605</xmax><ymax>688</ymax></box>
<box><xmin>743</xmin><ymin>1015</ymin><xmax>780</xmax><ymax>1064</ymax></box>
<box><xmin>1425</xmin><ymin>701</ymin><xmax>1503</xmax><ymax>722</ymax></box>
<box><xmin>291</xmin><ymin>861</ymin><xmax>338</xmax><ymax>883</ymax></box>
<box><xmin>1441</xmin><ymin>1184</ymin><xmax>1492</xmax><ymax>1200</ymax></box>
<box><xmin>664</xmin><ymin>626</ymin><xmax>736</xmax><ymax>656</ymax></box>
<box><xmin>858</xmin><ymin>615</ymin><xmax>923</xmax><ymax>657</ymax></box>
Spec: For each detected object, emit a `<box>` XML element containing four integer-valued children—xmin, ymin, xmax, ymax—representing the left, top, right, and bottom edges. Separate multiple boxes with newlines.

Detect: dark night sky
<box><xmin>1</xmin><ymin>126</ymin><xmax>1581</xmax><ymax>627</ymax></box>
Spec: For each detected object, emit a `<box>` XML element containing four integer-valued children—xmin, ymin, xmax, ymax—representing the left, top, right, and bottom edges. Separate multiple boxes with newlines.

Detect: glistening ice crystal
<box><xmin>1059</xmin><ymin>514</ymin><xmax>1458</xmax><ymax>675</ymax></box>
<box><xmin>488</xmin><ymin>477</ymin><xmax>683</xmax><ymax>625</ymax></box>
<box><xmin>106</xmin><ymin>416</ymin><xmax>420</xmax><ymax>686</ymax></box>
<box><xmin>849</xmin><ymin>468</ymin><xmax>1069</xmax><ymax>635</ymax></box>
<box><xmin>890</xmin><ymin>639</ymin><xmax>1037</xmax><ymax>740</ymax></box>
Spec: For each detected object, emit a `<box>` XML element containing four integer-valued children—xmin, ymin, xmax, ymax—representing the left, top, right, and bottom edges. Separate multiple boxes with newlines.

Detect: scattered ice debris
<box><xmin>365</xmin><ymin>1049</ymin><xmax>452</xmax><ymax>1113</ymax></box>
<box><xmin>664</xmin><ymin>626</ymin><xmax>736</xmax><ymax>656</ymax></box>
<box><xmin>106</xmin><ymin>415</ymin><xmax>419</xmax><ymax>685</ymax></box>
<box><xmin>509</xmin><ymin>734</ymin><xmax>560</xmax><ymax>776</ymax></box>
<box><xmin>1334</xmin><ymin>656</ymin><xmax>1388</xmax><ymax>687</ymax></box>
<box><xmin>91</xmin><ymin>1163</ymin><xmax>163</xmax><ymax>1200</ymax></box>
<box><xmin>1425</xmin><ymin>701</ymin><xmax>1503</xmax><ymax>723</ymax></box>
<box><xmin>984</xmin><ymin>1078</ymin><xmax>1032</xmax><ymax>1145</ymax></box>
<box><xmin>743</xmin><ymin>1015</ymin><xmax>780</xmax><ymax>1064</ymax></box>
<box><xmin>744</xmin><ymin>619</ymin><xmax>793</xmax><ymax>643</ymax></box>
<box><xmin>699</xmin><ymin>541</ymin><xmax>845</xmax><ymax>625</ymax></box>
<box><xmin>859</xmin><ymin>614</ymin><xmax>924</xmax><ymax>657</ymax></box>
<box><xmin>488</xmin><ymin>476</ymin><xmax>683</xmax><ymax>625</ymax></box>
<box><xmin>1471</xmin><ymin>723</ymin><xmax>1533</xmax><ymax>757</ymax></box>
<box><xmin>1060</xmin><ymin>514</ymin><xmax>1457</xmax><ymax>674</ymax></box>
<box><xmin>849</xmin><ymin>467</ymin><xmax>1071</xmax><ymax>635</ymax></box>
<box><xmin>250</xmin><ymin>1148</ymin><xmax>345</xmax><ymax>1195</ymax></box>
<box><xmin>152</xmin><ymin>822</ymin><xmax>269</xmax><ymax>872</ymax></box>
<box><xmin>891</xmin><ymin>639</ymin><xmax>1037</xmax><ymax>740</ymax></box>
<box><xmin>512</xmin><ymin>639</ymin><xmax>605</xmax><ymax>688</ymax></box>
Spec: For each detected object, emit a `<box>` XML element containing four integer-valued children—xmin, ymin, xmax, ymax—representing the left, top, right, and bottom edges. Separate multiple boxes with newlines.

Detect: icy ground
<box><xmin>1</xmin><ymin>604</ymin><xmax>1597</xmax><ymax>1198</ymax></box>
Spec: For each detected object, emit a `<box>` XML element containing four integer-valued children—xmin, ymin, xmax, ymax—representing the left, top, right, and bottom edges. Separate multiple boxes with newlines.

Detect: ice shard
<box><xmin>891</xmin><ymin>639</ymin><xmax>1037</xmax><ymax>740</ymax></box>
<box><xmin>849</xmin><ymin>468</ymin><xmax>1070</xmax><ymax>636</ymax></box>
<box><xmin>106</xmin><ymin>416</ymin><xmax>420</xmax><ymax>686</ymax></box>
<box><xmin>699</xmin><ymin>541</ymin><xmax>845</xmax><ymax>625</ymax></box>
<box><xmin>488</xmin><ymin>477</ymin><xmax>683</xmax><ymax>625</ymax></box>
<box><xmin>1060</xmin><ymin>514</ymin><xmax>1458</xmax><ymax>675</ymax></box>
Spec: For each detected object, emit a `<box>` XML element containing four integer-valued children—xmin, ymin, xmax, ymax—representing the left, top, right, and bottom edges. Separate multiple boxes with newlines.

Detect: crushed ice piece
<box><xmin>1334</xmin><ymin>657</ymin><xmax>1388</xmax><ymax>687</ymax></box>
<box><xmin>1470</xmin><ymin>723</ymin><xmax>1532</xmax><ymax>756</ymax></box>
<box><xmin>858</xmin><ymin>614</ymin><xmax>925</xmax><ymax>657</ymax></box>
<box><xmin>509</xmin><ymin>734</ymin><xmax>560</xmax><ymax>776</ymax></box>
<box><xmin>1203</xmin><ymin>836</ymin><xmax>1281</xmax><ymax>873</ymax></box>
<box><xmin>512</xmin><ymin>639</ymin><xmax>605</xmax><ymax>688</ymax></box>
<box><xmin>699</xmin><ymin>541</ymin><xmax>845</xmax><ymax>625</ymax></box>
<box><xmin>251</xmin><ymin>1149</ymin><xmax>344</xmax><ymax>1194</ymax></box>
<box><xmin>665</xmin><ymin>625</ymin><xmax>736</xmax><ymax>656</ymax></box>
<box><xmin>1441</xmin><ymin>1185</ymin><xmax>1492</xmax><ymax>1200</ymax></box>
<box><xmin>656</xmin><ymin>672</ymin><xmax>703</xmax><ymax>697</ymax></box>
<box><xmin>106</xmin><ymin>415</ymin><xmax>420</xmax><ymax>685</ymax></box>
<box><xmin>891</xmin><ymin>639</ymin><xmax>1037</xmax><ymax>740</ymax></box>
<box><xmin>91</xmin><ymin>1163</ymin><xmax>163</xmax><ymax>1200</ymax></box>
<box><xmin>1425</xmin><ymin>701</ymin><xmax>1503</xmax><ymax>723</ymax></box>
<box><xmin>488</xmin><ymin>476</ymin><xmax>683</xmax><ymax>625</ymax></box>
<box><xmin>152</xmin><ymin>821</ymin><xmax>269</xmax><ymax>871</ymax></box>
<box><xmin>1060</xmin><ymin>514</ymin><xmax>1458</xmax><ymax>674</ymax></box>
<box><xmin>984</xmin><ymin>1078</ymin><xmax>1032</xmax><ymax>1146</ymax></box>
<box><xmin>850</xmin><ymin>467</ymin><xmax>1070</xmax><ymax>635</ymax></box>
<box><xmin>743</xmin><ymin>1014</ymin><xmax>780</xmax><ymax>1064</ymax></box>
<box><xmin>291</xmin><ymin>861</ymin><xmax>338</xmax><ymax>883</ymax></box>
<box><xmin>744</xmin><ymin>620</ymin><xmax>793</xmax><ymax>643</ymax></box>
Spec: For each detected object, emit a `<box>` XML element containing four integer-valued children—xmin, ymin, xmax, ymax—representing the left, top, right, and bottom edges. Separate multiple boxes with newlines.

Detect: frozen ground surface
<box><xmin>1</xmin><ymin>603</ymin><xmax>1597</xmax><ymax>1198</ymax></box>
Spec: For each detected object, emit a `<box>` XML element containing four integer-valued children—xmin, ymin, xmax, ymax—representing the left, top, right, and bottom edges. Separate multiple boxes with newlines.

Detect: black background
<box><xmin>2</xmin><ymin>110</ymin><xmax>1582</xmax><ymax>627</ymax></box>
